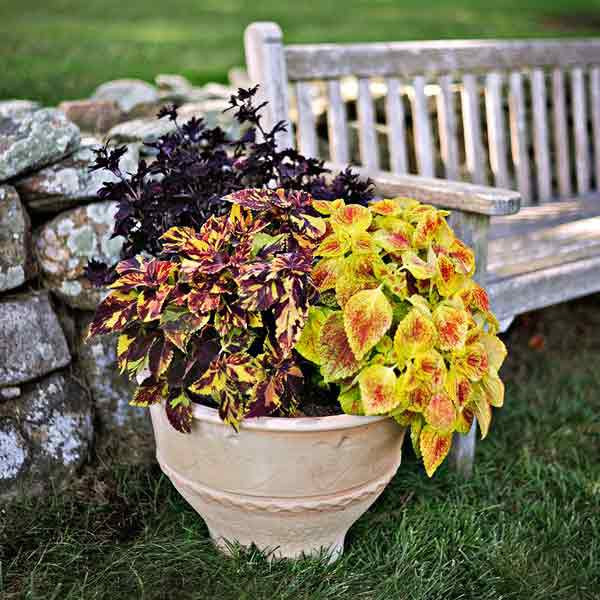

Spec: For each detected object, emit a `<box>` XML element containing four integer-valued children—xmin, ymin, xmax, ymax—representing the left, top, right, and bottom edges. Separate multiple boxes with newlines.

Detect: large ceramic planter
<box><xmin>150</xmin><ymin>402</ymin><xmax>406</xmax><ymax>561</ymax></box>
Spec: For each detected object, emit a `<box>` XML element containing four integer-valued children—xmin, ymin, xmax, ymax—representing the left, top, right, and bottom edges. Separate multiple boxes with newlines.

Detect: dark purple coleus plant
<box><xmin>86</xmin><ymin>86</ymin><xmax>374</xmax><ymax>286</ymax></box>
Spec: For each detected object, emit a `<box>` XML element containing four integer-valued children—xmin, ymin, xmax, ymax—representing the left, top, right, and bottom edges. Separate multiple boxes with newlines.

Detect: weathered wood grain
<box><xmin>485</xmin><ymin>72</ymin><xmax>510</xmax><ymax>188</ymax></box>
<box><xmin>531</xmin><ymin>69</ymin><xmax>553</xmax><ymax>202</ymax></box>
<box><xmin>461</xmin><ymin>74</ymin><xmax>487</xmax><ymax>185</ymax></box>
<box><xmin>508</xmin><ymin>72</ymin><xmax>532</xmax><ymax>205</ymax></box>
<box><xmin>571</xmin><ymin>68</ymin><xmax>591</xmax><ymax>195</ymax></box>
<box><xmin>488</xmin><ymin>254</ymin><xmax>600</xmax><ymax>322</ymax></box>
<box><xmin>285</xmin><ymin>39</ymin><xmax>600</xmax><ymax>80</ymax></box>
<box><xmin>384</xmin><ymin>77</ymin><xmax>408</xmax><ymax>173</ymax></box>
<box><xmin>411</xmin><ymin>76</ymin><xmax>435</xmax><ymax>176</ymax></box>
<box><xmin>490</xmin><ymin>195</ymin><xmax>600</xmax><ymax>239</ymax></box>
<box><xmin>329</xmin><ymin>163</ymin><xmax>520</xmax><ymax>215</ymax></box>
<box><xmin>357</xmin><ymin>77</ymin><xmax>380</xmax><ymax>170</ymax></box>
<box><xmin>551</xmin><ymin>69</ymin><xmax>572</xmax><ymax>198</ymax></box>
<box><xmin>436</xmin><ymin>74</ymin><xmax>460</xmax><ymax>180</ymax></box>
<box><xmin>326</xmin><ymin>79</ymin><xmax>350</xmax><ymax>164</ymax></box>
<box><xmin>244</xmin><ymin>22</ymin><xmax>294</xmax><ymax>150</ymax></box>
<box><xmin>590</xmin><ymin>68</ymin><xmax>600</xmax><ymax>189</ymax></box>
<box><xmin>295</xmin><ymin>81</ymin><xmax>318</xmax><ymax>157</ymax></box>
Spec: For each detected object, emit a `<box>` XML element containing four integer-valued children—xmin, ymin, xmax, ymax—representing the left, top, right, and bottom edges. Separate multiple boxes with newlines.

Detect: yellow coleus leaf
<box><xmin>412</xmin><ymin>209</ymin><xmax>442</xmax><ymax>249</ymax></box>
<box><xmin>402</xmin><ymin>250</ymin><xmax>436</xmax><ymax>280</ymax></box>
<box><xmin>318</xmin><ymin>312</ymin><xmax>361</xmax><ymax>382</ymax></box>
<box><xmin>424</xmin><ymin>391</ymin><xmax>456</xmax><ymax>434</ymax></box>
<box><xmin>480</xmin><ymin>368</ymin><xmax>504</xmax><ymax>407</ymax></box>
<box><xmin>295</xmin><ymin>306</ymin><xmax>332</xmax><ymax>364</ymax></box>
<box><xmin>330</xmin><ymin>204</ymin><xmax>372</xmax><ymax>235</ymax></box>
<box><xmin>316</xmin><ymin>232</ymin><xmax>351</xmax><ymax>257</ymax></box>
<box><xmin>420</xmin><ymin>425</ymin><xmax>452</xmax><ymax>477</ymax></box>
<box><xmin>338</xmin><ymin>386</ymin><xmax>365</xmax><ymax>415</ymax></box>
<box><xmin>394</xmin><ymin>307</ymin><xmax>437</xmax><ymax>361</ymax></box>
<box><xmin>454</xmin><ymin>342</ymin><xmax>489</xmax><ymax>381</ymax></box>
<box><xmin>480</xmin><ymin>333</ymin><xmax>507</xmax><ymax>371</ymax></box>
<box><xmin>445</xmin><ymin>368</ymin><xmax>473</xmax><ymax>409</ymax></box>
<box><xmin>358</xmin><ymin>365</ymin><xmax>401</xmax><ymax>415</ymax></box>
<box><xmin>369</xmin><ymin>198</ymin><xmax>404</xmax><ymax>216</ymax></box>
<box><xmin>344</xmin><ymin>287</ymin><xmax>393</xmax><ymax>360</ymax></box>
<box><xmin>312</xmin><ymin>198</ymin><xmax>345</xmax><ymax>215</ymax></box>
<box><xmin>435</xmin><ymin>253</ymin><xmax>465</xmax><ymax>297</ymax></box>
<box><xmin>372</xmin><ymin>226</ymin><xmax>412</xmax><ymax>255</ymax></box>
<box><xmin>471</xmin><ymin>384</ymin><xmax>492</xmax><ymax>438</ymax></box>
<box><xmin>433</xmin><ymin>301</ymin><xmax>469</xmax><ymax>352</ymax></box>
<box><xmin>351</xmin><ymin>231</ymin><xmax>377</xmax><ymax>254</ymax></box>
<box><xmin>312</xmin><ymin>256</ymin><xmax>344</xmax><ymax>292</ymax></box>
<box><xmin>413</xmin><ymin>349</ymin><xmax>447</xmax><ymax>388</ymax></box>
<box><xmin>335</xmin><ymin>253</ymin><xmax>382</xmax><ymax>307</ymax></box>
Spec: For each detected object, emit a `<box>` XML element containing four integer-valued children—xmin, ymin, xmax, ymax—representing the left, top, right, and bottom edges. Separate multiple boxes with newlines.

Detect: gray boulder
<box><xmin>0</xmin><ymin>108</ymin><xmax>80</xmax><ymax>182</ymax></box>
<box><xmin>106</xmin><ymin>98</ymin><xmax>237</xmax><ymax>149</ymax></box>
<box><xmin>106</xmin><ymin>117</ymin><xmax>177</xmax><ymax>145</ymax></box>
<box><xmin>91</xmin><ymin>78</ymin><xmax>160</xmax><ymax>114</ymax></box>
<box><xmin>0</xmin><ymin>185</ymin><xmax>36</xmax><ymax>292</ymax></box>
<box><xmin>16</xmin><ymin>138</ymin><xmax>138</xmax><ymax>213</ymax></box>
<box><xmin>0</xmin><ymin>100</ymin><xmax>40</xmax><ymax>118</ymax></box>
<box><xmin>58</xmin><ymin>99</ymin><xmax>124</xmax><ymax>133</ymax></box>
<box><xmin>0</xmin><ymin>292</ymin><xmax>71</xmax><ymax>386</ymax></box>
<box><xmin>35</xmin><ymin>201</ymin><xmax>123</xmax><ymax>309</ymax></box>
<box><xmin>0</xmin><ymin>419</ymin><xmax>29</xmax><ymax>494</ymax></box>
<box><xmin>0</xmin><ymin>371</ymin><xmax>93</xmax><ymax>496</ymax></box>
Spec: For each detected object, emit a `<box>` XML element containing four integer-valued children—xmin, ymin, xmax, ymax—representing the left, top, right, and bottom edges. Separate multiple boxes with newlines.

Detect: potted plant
<box><xmin>86</xmin><ymin>89</ymin><xmax>505</xmax><ymax>560</ymax></box>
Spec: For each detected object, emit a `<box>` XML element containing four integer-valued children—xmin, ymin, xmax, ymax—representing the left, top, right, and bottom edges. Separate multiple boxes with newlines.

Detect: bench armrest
<box><xmin>328</xmin><ymin>164</ymin><xmax>521</xmax><ymax>217</ymax></box>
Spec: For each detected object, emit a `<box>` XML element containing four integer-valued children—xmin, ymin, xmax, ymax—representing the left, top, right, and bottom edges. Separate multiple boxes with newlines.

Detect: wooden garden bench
<box><xmin>244</xmin><ymin>22</ymin><xmax>600</xmax><ymax>475</ymax></box>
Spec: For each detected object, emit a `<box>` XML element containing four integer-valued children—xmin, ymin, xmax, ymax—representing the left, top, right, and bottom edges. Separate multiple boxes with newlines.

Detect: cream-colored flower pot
<box><xmin>149</xmin><ymin>403</ymin><xmax>406</xmax><ymax>561</ymax></box>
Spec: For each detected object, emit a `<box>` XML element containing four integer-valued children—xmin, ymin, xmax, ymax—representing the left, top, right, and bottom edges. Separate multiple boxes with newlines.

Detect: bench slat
<box><xmin>508</xmin><ymin>72</ymin><xmax>532</xmax><ymax>205</ymax></box>
<box><xmin>461</xmin><ymin>74</ymin><xmax>487</xmax><ymax>185</ymax></box>
<box><xmin>285</xmin><ymin>39</ymin><xmax>600</xmax><ymax>80</ymax></box>
<box><xmin>384</xmin><ymin>77</ymin><xmax>408</xmax><ymax>173</ymax></box>
<box><xmin>436</xmin><ymin>74</ymin><xmax>460</xmax><ymax>180</ymax></box>
<box><xmin>411</xmin><ymin>76</ymin><xmax>435</xmax><ymax>176</ymax></box>
<box><xmin>590</xmin><ymin>68</ymin><xmax>600</xmax><ymax>189</ymax></box>
<box><xmin>489</xmin><ymin>216</ymin><xmax>600</xmax><ymax>278</ymax></box>
<box><xmin>357</xmin><ymin>77</ymin><xmax>380</xmax><ymax>170</ymax></box>
<box><xmin>571</xmin><ymin>68</ymin><xmax>591</xmax><ymax>195</ymax></box>
<box><xmin>551</xmin><ymin>69</ymin><xmax>572</xmax><ymax>197</ymax></box>
<box><xmin>490</xmin><ymin>195</ymin><xmax>600</xmax><ymax>239</ymax></box>
<box><xmin>531</xmin><ymin>69</ymin><xmax>553</xmax><ymax>202</ymax></box>
<box><xmin>485</xmin><ymin>72</ymin><xmax>510</xmax><ymax>188</ymax></box>
<box><xmin>295</xmin><ymin>81</ymin><xmax>319</xmax><ymax>157</ymax></box>
<box><xmin>326</xmin><ymin>79</ymin><xmax>350</xmax><ymax>164</ymax></box>
<box><xmin>488</xmin><ymin>254</ymin><xmax>600</xmax><ymax>322</ymax></box>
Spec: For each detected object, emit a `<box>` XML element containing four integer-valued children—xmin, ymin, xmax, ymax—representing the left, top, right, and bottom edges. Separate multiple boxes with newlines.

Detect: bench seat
<box><xmin>488</xmin><ymin>214</ymin><xmax>600</xmax><ymax>322</ymax></box>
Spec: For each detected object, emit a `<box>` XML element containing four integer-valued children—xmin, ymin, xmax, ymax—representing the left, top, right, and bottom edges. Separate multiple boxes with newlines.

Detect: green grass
<box><xmin>3</xmin><ymin>1</ymin><xmax>600</xmax><ymax>106</ymax></box>
<box><xmin>1</xmin><ymin>295</ymin><xmax>600</xmax><ymax>599</ymax></box>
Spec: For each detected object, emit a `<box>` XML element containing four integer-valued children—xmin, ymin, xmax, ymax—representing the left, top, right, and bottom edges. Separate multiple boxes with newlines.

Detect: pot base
<box><xmin>158</xmin><ymin>453</ymin><xmax>401</xmax><ymax>562</ymax></box>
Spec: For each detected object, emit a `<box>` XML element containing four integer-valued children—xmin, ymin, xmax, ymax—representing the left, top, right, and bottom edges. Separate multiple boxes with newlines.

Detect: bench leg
<box><xmin>449</xmin><ymin>419</ymin><xmax>477</xmax><ymax>477</ymax></box>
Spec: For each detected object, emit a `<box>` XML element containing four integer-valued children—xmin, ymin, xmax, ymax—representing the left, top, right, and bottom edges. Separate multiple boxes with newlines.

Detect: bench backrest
<box><xmin>245</xmin><ymin>22</ymin><xmax>600</xmax><ymax>206</ymax></box>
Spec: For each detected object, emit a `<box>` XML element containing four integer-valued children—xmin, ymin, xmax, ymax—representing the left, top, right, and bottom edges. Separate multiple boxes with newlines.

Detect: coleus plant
<box><xmin>87</xmin><ymin>189</ymin><xmax>506</xmax><ymax>477</ymax></box>
<box><xmin>294</xmin><ymin>196</ymin><xmax>507</xmax><ymax>476</ymax></box>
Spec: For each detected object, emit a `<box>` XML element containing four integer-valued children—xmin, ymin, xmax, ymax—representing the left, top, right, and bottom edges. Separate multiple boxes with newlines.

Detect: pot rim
<box><xmin>192</xmin><ymin>403</ymin><xmax>389</xmax><ymax>432</ymax></box>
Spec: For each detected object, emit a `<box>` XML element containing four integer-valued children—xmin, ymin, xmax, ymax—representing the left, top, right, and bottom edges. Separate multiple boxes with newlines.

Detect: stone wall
<box><xmin>0</xmin><ymin>75</ymin><xmax>237</xmax><ymax>497</ymax></box>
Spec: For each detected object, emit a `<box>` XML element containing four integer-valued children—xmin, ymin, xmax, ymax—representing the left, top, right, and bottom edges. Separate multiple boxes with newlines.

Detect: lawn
<box><xmin>3</xmin><ymin>1</ymin><xmax>600</xmax><ymax>106</ymax></box>
<box><xmin>1</xmin><ymin>295</ymin><xmax>599</xmax><ymax>599</ymax></box>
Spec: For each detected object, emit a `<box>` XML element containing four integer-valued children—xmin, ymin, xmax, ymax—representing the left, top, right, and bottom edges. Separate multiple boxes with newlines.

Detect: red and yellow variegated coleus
<box><xmin>87</xmin><ymin>189</ymin><xmax>324</xmax><ymax>433</ymax></box>
<box><xmin>87</xmin><ymin>188</ymin><xmax>506</xmax><ymax>477</ymax></box>
<box><xmin>296</xmin><ymin>196</ymin><xmax>506</xmax><ymax>476</ymax></box>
